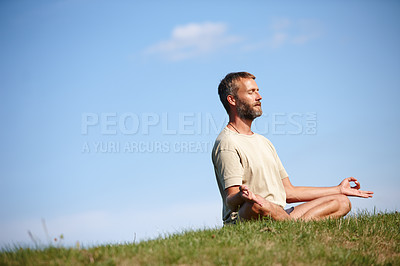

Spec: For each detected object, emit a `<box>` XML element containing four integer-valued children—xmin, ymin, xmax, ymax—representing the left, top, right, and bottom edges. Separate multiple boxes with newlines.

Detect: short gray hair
<box><xmin>217</xmin><ymin>72</ymin><xmax>256</xmax><ymax>113</ymax></box>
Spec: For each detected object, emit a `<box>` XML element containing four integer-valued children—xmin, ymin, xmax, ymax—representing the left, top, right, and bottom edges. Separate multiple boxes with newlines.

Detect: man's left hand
<box><xmin>339</xmin><ymin>177</ymin><xmax>374</xmax><ymax>198</ymax></box>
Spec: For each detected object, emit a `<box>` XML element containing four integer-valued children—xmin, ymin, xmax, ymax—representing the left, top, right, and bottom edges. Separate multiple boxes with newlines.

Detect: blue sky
<box><xmin>1</xmin><ymin>0</ymin><xmax>399</xmax><ymax>247</ymax></box>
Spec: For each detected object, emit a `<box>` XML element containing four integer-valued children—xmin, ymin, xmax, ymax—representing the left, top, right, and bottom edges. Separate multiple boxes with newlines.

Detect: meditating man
<box><xmin>212</xmin><ymin>72</ymin><xmax>373</xmax><ymax>224</ymax></box>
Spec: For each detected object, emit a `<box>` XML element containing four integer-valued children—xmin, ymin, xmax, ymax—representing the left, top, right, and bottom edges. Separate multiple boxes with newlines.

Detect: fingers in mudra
<box><xmin>353</xmin><ymin>181</ymin><xmax>361</xmax><ymax>190</ymax></box>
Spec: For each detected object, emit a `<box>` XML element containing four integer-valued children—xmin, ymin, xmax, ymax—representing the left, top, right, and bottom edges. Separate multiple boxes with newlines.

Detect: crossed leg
<box><xmin>238</xmin><ymin>194</ymin><xmax>351</xmax><ymax>221</ymax></box>
<box><xmin>290</xmin><ymin>194</ymin><xmax>351</xmax><ymax>221</ymax></box>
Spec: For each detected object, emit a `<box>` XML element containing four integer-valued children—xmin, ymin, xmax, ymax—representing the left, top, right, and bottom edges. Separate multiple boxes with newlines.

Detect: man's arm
<box><xmin>283</xmin><ymin>176</ymin><xmax>374</xmax><ymax>203</ymax></box>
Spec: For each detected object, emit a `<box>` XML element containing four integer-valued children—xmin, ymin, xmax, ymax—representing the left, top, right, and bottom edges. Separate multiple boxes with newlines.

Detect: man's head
<box><xmin>218</xmin><ymin>71</ymin><xmax>262</xmax><ymax>120</ymax></box>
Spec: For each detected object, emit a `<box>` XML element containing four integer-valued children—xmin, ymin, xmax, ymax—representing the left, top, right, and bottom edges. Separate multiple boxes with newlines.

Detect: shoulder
<box><xmin>253</xmin><ymin>133</ymin><xmax>276</xmax><ymax>150</ymax></box>
<box><xmin>213</xmin><ymin>127</ymin><xmax>240</xmax><ymax>151</ymax></box>
<box><xmin>212</xmin><ymin>128</ymin><xmax>244</xmax><ymax>163</ymax></box>
<box><xmin>253</xmin><ymin>132</ymin><xmax>271</xmax><ymax>144</ymax></box>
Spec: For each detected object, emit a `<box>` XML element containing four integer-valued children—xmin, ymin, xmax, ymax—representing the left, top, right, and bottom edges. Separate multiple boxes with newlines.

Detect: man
<box><xmin>212</xmin><ymin>72</ymin><xmax>373</xmax><ymax>224</ymax></box>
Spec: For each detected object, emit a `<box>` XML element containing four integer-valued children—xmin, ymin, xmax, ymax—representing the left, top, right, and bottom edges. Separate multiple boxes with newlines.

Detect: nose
<box><xmin>256</xmin><ymin>91</ymin><xmax>262</xmax><ymax>101</ymax></box>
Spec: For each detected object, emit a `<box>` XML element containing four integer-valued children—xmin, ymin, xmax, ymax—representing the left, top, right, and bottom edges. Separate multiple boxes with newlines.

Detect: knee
<box><xmin>239</xmin><ymin>195</ymin><xmax>271</xmax><ymax>220</ymax></box>
<box><xmin>336</xmin><ymin>194</ymin><xmax>351</xmax><ymax>214</ymax></box>
<box><xmin>249</xmin><ymin>202</ymin><xmax>264</xmax><ymax>217</ymax></box>
<box><xmin>252</xmin><ymin>195</ymin><xmax>272</xmax><ymax>216</ymax></box>
<box><xmin>238</xmin><ymin>201</ymin><xmax>262</xmax><ymax>220</ymax></box>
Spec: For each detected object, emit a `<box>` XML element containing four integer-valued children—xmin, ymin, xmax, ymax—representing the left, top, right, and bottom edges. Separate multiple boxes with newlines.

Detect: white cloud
<box><xmin>291</xmin><ymin>19</ymin><xmax>322</xmax><ymax>45</ymax></box>
<box><xmin>145</xmin><ymin>22</ymin><xmax>241</xmax><ymax>61</ymax></box>
<box><xmin>271</xmin><ymin>18</ymin><xmax>291</xmax><ymax>31</ymax></box>
<box><xmin>270</xmin><ymin>18</ymin><xmax>322</xmax><ymax>48</ymax></box>
<box><xmin>270</xmin><ymin>33</ymin><xmax>288</xmax><ymax>48</ymax></box>
<box><xmin>243</xmin><ymin>18</ymin><xmax>322</xmax><ymax>51</ymax></box>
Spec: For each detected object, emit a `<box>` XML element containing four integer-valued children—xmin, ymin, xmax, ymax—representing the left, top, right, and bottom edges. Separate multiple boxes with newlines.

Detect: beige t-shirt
<box><xmin>212</xmin><ymin>127</ymin><xmax>288</xmax><ymax>223</ymax></box>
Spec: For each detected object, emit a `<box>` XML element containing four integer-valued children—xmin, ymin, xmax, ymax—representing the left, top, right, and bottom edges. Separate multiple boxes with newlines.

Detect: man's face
<box><xmin>234</xmin><ymin>78</ymin><xmax>263</xmax><ymax>120</ymax></box>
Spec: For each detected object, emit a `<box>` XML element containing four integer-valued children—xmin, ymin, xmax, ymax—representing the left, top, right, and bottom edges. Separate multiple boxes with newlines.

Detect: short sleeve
<box><xmin>214</xmin><ymin>149</ymin><xmax>244</xmax><ymax>189</ymax></box>
<box><xmin>265</xmin><ymin>139</ymin><xmax>288</xmax><ymax>179</ymax></box>
<box><xmin>276</xmin><ymin>154</ymin><xmax>289</xmax><ymax>179</ymax></box>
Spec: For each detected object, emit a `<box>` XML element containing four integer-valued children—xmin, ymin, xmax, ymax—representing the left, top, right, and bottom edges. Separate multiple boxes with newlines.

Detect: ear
<box><xmin>227</xmin><ymin>94</ymin><xmax>236</xmax><ymax>107</ymax></box>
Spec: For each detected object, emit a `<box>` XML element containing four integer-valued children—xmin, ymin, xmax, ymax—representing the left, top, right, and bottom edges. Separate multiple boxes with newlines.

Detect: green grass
<box><xmin>1</xmin><ymin>211</ymin><xmax>399</xmax><ymax>265</ymax></box>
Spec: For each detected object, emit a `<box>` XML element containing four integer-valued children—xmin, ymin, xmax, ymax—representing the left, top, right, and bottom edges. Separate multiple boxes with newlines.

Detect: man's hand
<box><xmin>339</xmin><ymin>177</ymin><xmax>374</xmax><ymax>198</ymax></box>
<box><xmin>239</xmin><ymin>185</ymin><xmax>264</xmax><ymax>206</ymax></box>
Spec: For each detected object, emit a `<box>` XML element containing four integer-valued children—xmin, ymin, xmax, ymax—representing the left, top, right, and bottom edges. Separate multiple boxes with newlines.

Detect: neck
<box><xmin>228</xmin><ymin>115</ymin><xmax>253</xmax><ymax>135</ymax></box>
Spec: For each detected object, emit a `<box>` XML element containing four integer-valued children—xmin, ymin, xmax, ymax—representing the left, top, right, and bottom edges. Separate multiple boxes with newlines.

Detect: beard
<box><xmin>235</xmin><ymin>97</ymin><xmax>263</xmax><ymax>120</ymax></box>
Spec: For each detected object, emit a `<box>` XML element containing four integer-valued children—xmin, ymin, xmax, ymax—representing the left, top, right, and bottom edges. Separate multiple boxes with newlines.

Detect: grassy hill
<box><xmin>1</xmin><ymin>211</ymin><xmax>399</xmax><ymax>265</ymax></box>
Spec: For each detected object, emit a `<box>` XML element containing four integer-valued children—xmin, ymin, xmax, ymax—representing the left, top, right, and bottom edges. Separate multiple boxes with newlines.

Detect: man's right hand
<box><xmin>239</xmin><ymin>185</ymin><xmax>264</xmax><ymax>206</ymax></box>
